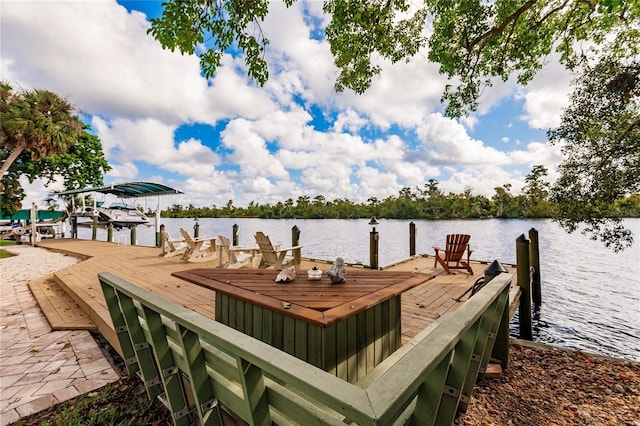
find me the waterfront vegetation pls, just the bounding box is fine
[161,172,640,221]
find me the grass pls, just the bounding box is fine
[0,239,16,258]
[12,376,171,426]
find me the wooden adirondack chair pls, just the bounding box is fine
[217,235,256,268]
[179,227,217,262]
[160,230,188,258]
[254,231,302,270]
[433,234,474,274]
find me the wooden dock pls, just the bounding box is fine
[34,239,516,356]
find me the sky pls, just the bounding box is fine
[2,0,572,211]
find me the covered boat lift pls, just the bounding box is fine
[0,205,67,242]
[56,182,182,245]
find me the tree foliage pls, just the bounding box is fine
[549,57,640,251]
[0,82,111,215]
[424,0,639,116]
[148,0,295,84]
[161,165,640,221]
[0,82,83,179]
[1,125,111,215]
[149,1,638,114]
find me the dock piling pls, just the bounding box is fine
[516,234,533,340]
[232,224,238,246]
[130,225,137,246]
[159,224,166,255]
[369,218,379,270]
[409,222,416,256]
[155,210,161,247]
[91,214,98,240]
[107,223,113,243]
[529,228,542,310]
[193,217,200,238]
[292,225,301,267]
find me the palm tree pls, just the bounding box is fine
[0,83,82,180]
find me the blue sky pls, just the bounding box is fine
[2,1,572,210]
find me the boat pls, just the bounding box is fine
[92,201,150,228]
[56,181,182,230]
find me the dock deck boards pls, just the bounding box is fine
[35,239,515,355]
[28,275,97,331]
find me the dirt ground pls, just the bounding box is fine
[13,339,640,425]
[456,340,640,426]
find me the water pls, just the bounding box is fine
[74,217,640,361]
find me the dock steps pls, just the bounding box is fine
[28,275,97,331]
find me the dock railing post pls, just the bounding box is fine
[529,228,542,310]
[232,224,239,246]
[484,260,510,370]
[409,222,416,256]
[516,234,533,340]
[292,225,301,267]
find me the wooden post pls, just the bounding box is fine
[529,228,542,310]
[292,225,301,267]
[130,225,137,246]
[71,215,77,239]
[484,260,509,369]
[233,224,239,246]
[30,203,37,246]
[159,224,166,255]
[155,210,161,247]
[370,228,379,270]
[409,222,416,257]
[107,223,113,243]
[91,215,98,240]
[516,234,533,340]
[193,218,200,238]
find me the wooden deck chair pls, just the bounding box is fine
[160,230,188,258]
[178,227,217,263]
[217,235,255,269]
[433,234,474,274]
[254,231,302,270]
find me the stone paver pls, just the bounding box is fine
[0,246,122,425]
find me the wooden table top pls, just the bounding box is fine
[173,268,434,327]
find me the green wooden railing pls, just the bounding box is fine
[99,271,511,425]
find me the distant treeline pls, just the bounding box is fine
[160,176,640,220]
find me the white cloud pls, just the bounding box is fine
[517,59,573,129]
[333,109,368,133]
[106,162,139,180]
[220,119,290,179]
[92,116,220,177]
[417,114,511,166]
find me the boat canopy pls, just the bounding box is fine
[0,209,65,221]
[56,182,183,198]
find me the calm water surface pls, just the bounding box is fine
[77,218,640,361]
